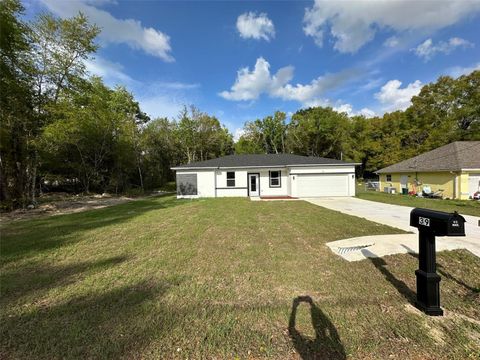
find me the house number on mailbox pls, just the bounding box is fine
[419,217,430,227]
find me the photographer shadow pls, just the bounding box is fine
[288,296,346,360]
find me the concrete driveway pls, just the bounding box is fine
[304,197,480,261]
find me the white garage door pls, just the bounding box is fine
[469,173,480,197]
[296,174,350,197]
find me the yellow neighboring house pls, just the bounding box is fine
[376,141,480,200]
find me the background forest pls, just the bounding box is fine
[1,0,479,209]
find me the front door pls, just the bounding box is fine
[248,174,260,197]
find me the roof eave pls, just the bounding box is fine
[376,168,464,174]
[288,162,360,167]
[172,162,360,171]
[171,166,218,170]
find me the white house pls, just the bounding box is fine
[171,154,358,198]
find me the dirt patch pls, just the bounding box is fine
[404,303,480,347]
[404,304,446,345]
[0,192,173,223]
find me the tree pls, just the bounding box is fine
[407,71,480,152]
[234,135,264,154]
[39,78,145,193]
[344,115,380,177]
[175,105,233,163]
[241,111,287,154]
[109,85,150,192]
[141,118,179,188]
[27,12,100,201]
[30,12,99,104]
[0,0,35,208]
[0,8,100,207]
[286,107,350,159]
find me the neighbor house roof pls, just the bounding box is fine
[172,154,357,170]
[377,141,480,174]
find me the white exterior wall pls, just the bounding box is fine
[176,170,215,198]
[215,169,248,197]
[349,171,356,196]
[257,169,289,197]
[215,168,288,197]
[176,165,356,198]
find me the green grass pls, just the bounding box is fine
[357,186,480,217]
[1,195,479,359]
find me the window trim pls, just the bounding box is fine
[269,170,281,188]
[386,174,392,182]
[226,171,235,187]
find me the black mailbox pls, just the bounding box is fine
[409,208,466,316]
[410,208,466,237]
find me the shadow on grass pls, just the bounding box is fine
[0,195,184,263]
[1,256,128,306]
[401,245,480,294]
[1,277,184,359]
[288,296,346,360]
[362,249,416,305]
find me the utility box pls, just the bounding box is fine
[410,208,466,316]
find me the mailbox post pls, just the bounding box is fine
[410,208,466,316]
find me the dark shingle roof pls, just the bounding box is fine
[172,154,356,169]
[377,141,480,173]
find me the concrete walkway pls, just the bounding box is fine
[303,197,480,261]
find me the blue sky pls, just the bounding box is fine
[26,0,480,138]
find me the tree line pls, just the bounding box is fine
[0,0,233,209]
[1,0,479,210]
[236,71,479,177]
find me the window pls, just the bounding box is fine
[227,172,235,187]
[386,174,392,182]
[177,174,197,195]
[269,170,281,187]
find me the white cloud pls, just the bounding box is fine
[236,12,275,41]
[333,103,354,115]
[40,0,174,61]
[85,56,135,85]
[83,56,197,120]
[137,94,185,120]
[274,70,355,104]
[84,58,200,104]
[413,37,474,61]
[233,128,245,142]
[154,82,200,90]
[219,57,356,107]
[333,104,375,118]
[219,58,292,101]
[375,79,422,112]
[135,81,200,119]
[384,36,399,48]
[351,77,384,96]
[446,62,480,78]
[358,108,376,118]
[303,0,480,53]
[302,98,330,108]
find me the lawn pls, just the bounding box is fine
[357,186,480,217]
[1,195,479,359]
